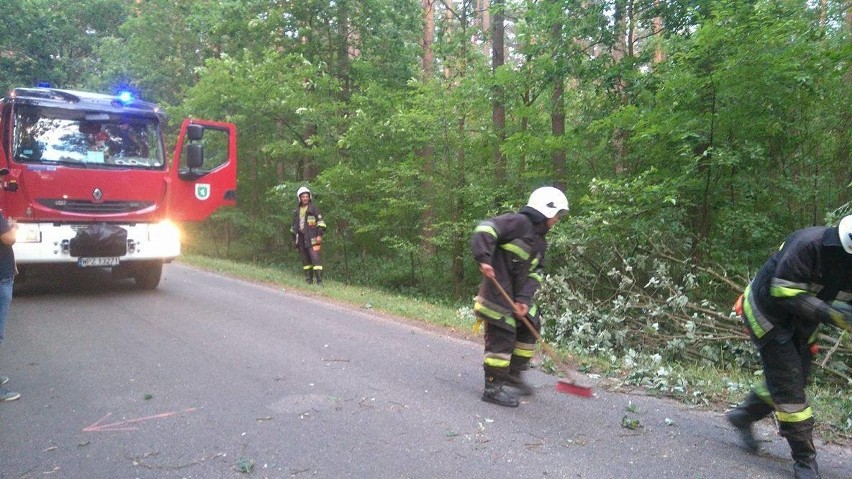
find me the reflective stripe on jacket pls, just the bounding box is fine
[471,212,547,330]
[741,225,852,344]
[291,202,326,246]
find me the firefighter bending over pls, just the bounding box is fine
[290,186,327,285]
[471,186,568,407]
[727,215,852,479]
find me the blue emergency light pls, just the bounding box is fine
[116,90,135,105]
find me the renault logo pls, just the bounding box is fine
[92,188,104,202]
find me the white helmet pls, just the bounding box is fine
[839,215,852,254]
[527,186,569,219]
[296,186,311,200]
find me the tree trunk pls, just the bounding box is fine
[653,0,666,64]
[520,90,529,177]
[689,75,718,261]
[451,115,467,297]
[612,0,626,63]
[478,0,491,58]
[420,0,436,253]
[301,123,318,181]
[611,0,630,174]
[491,0,506,186]
[338,0,351,101]
[550,9,566,188]
[422,0,435,78]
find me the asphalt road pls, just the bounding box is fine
[0,264,849,479]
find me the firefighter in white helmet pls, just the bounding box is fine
[290,187,327,285]
[727,215,852,479]
[471,186,569,407]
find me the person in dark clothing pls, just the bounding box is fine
[727,215,852,479]
[0,213,19,402]
[290,186,327,285]
[108,122,145,158]
[471,186,569,407]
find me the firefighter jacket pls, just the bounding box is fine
[290,202,326,248]
[742,225,852,347]
[471,207,548,331]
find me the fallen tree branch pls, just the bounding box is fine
[820,330,847,368]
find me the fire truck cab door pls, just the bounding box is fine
[168,119,237,222]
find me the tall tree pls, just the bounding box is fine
[422,0,436,78]
[491,0,506,185]
[549,0,567,188]
[419,0,437,252]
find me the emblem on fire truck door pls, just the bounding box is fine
[195,183,211,201]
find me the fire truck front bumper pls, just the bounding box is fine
[12,221,182,265]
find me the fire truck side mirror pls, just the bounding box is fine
[187,124,204,141]
[187,144,204,169]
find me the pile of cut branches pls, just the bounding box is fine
[538,245,851,386]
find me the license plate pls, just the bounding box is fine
[77,257,120,267]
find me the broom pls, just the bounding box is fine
[487,275,593,398]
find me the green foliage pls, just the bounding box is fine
[621,415,641,430]
[234,457,254,474]
[97,0,224,105]
[0,0,128,92]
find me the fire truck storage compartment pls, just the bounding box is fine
[69,224,128,257]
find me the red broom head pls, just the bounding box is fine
[555,379,593,398]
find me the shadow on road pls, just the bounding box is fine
[12,266,142,297]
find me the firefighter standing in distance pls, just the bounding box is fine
[290,186,327,285]
[727,215,852,479]
[471,186,569,407]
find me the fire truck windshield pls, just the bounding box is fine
[12,106,165,169]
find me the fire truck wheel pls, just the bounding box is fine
[133,261,163,290]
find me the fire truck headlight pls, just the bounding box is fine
[16,223,41,243]
[148,221,181,244]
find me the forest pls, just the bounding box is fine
[1,0,850,432]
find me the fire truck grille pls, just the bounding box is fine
[37,199,154,214]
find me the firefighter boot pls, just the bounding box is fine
[304,269,314,284]
[788,438,820,479]
[482,368,519,408]
[314,269,323,286]
[726,391,773,453]
[506,356,534,396]
[781,416,821,479]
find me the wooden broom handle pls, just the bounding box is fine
[488,276,543,341]
[486,275,572,375]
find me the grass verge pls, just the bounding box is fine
[179,255,469,331]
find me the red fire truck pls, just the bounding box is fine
[0,87,237,289]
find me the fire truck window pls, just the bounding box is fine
[13,109,163,169]
[180,127,228,173]
[13,117,43,161]
[104,122,153,162]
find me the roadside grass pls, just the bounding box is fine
[177,254,850,445]
[178,254,469,331]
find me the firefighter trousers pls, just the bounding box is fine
[738,331,814,448]
[483,314,540,376]
[753,329,816,443]
[297,244,322,271]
